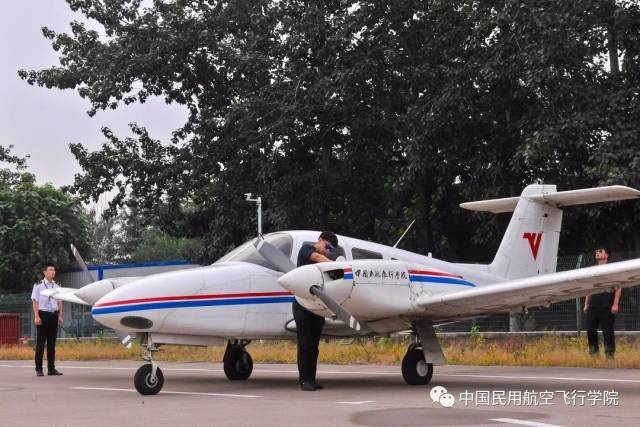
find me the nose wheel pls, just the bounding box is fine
[223,340,253,381]
[402,343,434,385]
[134,343,164,395]
[134,363,164,395]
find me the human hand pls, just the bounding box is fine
[35,316,41,326]
[58,315,64,324]
[611,304,619,314]
[583,305,588,314]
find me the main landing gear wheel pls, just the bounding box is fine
[134,364,164,395]
[223,340,253,381]
[402,346,434,386]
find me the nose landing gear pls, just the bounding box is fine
[223,339,253,381]
[134,342,164,395]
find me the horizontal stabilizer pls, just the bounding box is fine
[460,197,519,213]
[529,185,640,207]
[461,185,640,213]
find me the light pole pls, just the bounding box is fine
[245,193,262,235]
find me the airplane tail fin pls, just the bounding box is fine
[461,185,640,280]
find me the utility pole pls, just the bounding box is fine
[245,193,262,235]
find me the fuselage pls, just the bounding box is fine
[91,231,505,343]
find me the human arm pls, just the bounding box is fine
[58,300,64,323]
[309,252,331,263]
[611,288,622,314]
[583,294,590,313]
[31,285,41,325]
[32,300,41,325]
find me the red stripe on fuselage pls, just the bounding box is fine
[408,269,463,279]
[94,291,293,307]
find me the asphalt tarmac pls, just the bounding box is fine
[0,360,638,427]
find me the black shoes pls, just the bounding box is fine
[36,370,44,377]
[300,380,323,391]
[300,381,316,391]
[48,369,63,376]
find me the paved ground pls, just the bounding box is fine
[0,360,638,427]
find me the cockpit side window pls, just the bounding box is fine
[216,233,294,271]
[352,247,383,260]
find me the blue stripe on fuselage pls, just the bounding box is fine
[409,275,475,287]
[91,296,295,316]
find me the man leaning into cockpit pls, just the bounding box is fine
[292,231,338,391]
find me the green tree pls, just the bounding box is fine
[86,208,122,263]
[0,174,91,292]
[87,204,203,263]
[131,229,203,262]
[0,145,29,187]
[19,1,640,262]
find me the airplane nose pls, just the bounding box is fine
[277,265,323,298]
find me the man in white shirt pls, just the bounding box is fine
[31,262,63,376]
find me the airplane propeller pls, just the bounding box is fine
[308,285,371,333]
[255,236,370,334]
[253,237,296,273]
[70,244,133,349]
[70,244,96,285]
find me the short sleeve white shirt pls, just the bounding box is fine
[31,280,60,312]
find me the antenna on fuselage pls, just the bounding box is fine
[393,219,415,248]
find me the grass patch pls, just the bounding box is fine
[1,336,638,368]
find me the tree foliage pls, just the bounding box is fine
[0,174,90,291]
[87,206,203,263]
[0,144,29,187]
[19,0,640,262]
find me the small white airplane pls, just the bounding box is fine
[44,184,640,395]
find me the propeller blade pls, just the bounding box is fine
[309,285,371,333]
[70,244,133,348]
[70,243,95,285]
[254,237,296,273]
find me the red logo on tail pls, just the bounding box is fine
[523,232,543,260]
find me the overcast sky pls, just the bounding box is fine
[0,1,187,192]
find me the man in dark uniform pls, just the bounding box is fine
[31,262,64,376]
[583,247,621,359]
[293,231,338,391]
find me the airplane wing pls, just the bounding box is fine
[41,277,142,306]
[416,259,640,321]
[41,287,90,306]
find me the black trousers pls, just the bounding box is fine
[292,299,324,383]
[586,307,615,355]
[35,310,59,371]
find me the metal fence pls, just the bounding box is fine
[1,254,639,339]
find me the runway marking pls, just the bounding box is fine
[2,364,640,383]
[490,418,567,427]
[336,401,375,405]
[71,387,261,398]
[437,373,640,384]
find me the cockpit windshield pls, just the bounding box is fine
[215,233,294,272]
